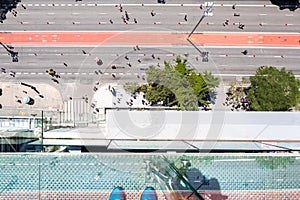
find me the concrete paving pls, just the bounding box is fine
[0,82,63,111]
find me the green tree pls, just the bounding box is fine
[187,72,210,106]
[248,66,300,111]
[126,56,219,110]
[146,60,199,110]
[202,70,220,92]
[144,84,176,105]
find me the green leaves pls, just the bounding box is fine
[248,66,300,111]
[124,56,220,111]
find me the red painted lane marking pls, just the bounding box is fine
[0,32,299,47]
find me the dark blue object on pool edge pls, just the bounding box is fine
[141,187,158,200]
[109,187,125,200]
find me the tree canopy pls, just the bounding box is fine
[248,66,300,111]
[124,56,220,111]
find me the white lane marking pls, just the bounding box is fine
[68,4,72,6]
[41,4,46,6]
[285,14,293,16]
[61,4,66,6]
[72,13,80,15]
[21,4,278,8]
[5,30,300,34]
[104,73,109,75]
[48,13,55,15]
[258,14,267,16]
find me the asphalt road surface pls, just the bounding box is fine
[2,0,299,32]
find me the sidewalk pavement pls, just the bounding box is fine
[92,83,229,112]
[212,83,229,111]
[92,83,149,110]
[0,82,63,111]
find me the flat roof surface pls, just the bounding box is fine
[107,111,300,141]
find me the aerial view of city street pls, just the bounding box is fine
[0,0,300,199]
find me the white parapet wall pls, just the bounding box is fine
[106,110,300,141]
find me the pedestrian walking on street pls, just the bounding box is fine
[184,15,187,21]
[109,19,113,24]
[125,11,130,21]
[51,78,59,84]
[82,50,87,54]
[238,23,245,29]
[224,19,229,25]
[124,55,129,60]
[241,50,248,55]
[150,10,156,17]
[9,71,16,77]
[134,18,137,24]
[232,4,236,9]
[63,62,68,67]
[21,4,26,9]
[136,45,140,50]
[122,17,128,24]
[46,69,56,76]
